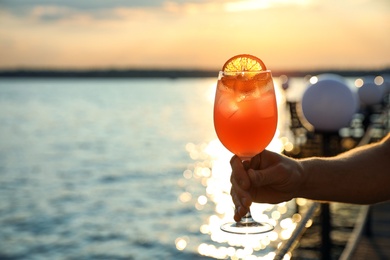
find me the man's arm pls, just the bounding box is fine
[298,133,390,204]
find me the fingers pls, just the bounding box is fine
[234,203,249,222]
[230,150,297,206]
[248,150,287,188]
[230,155,250,190]
[230,155,252,221]
[250,149,278,169]
[231,176,252,208]
[247,168,271,188]
[242,160,251,171]
[230,186,251,221]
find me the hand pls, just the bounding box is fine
[230,150,303,221]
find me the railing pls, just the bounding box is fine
[274,202,320,260]
[339,205,370,260]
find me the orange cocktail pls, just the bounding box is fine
[214,66,277,160]
[213,54,277,234]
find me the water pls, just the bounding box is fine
[0,78,217,260]
[0,77,364,260]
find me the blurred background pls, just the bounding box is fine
[0,1,389,260]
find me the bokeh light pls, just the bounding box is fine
[354,78,364,88]
[374,76,384,86]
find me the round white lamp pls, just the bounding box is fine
[357,77,384,106]
[301,74,358,132]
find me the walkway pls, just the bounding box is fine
[350,202,390,259]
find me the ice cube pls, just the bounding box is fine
[217,95,239,119]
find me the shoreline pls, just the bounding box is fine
[0,68,389,79]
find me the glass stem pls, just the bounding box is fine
[241,210,254,223]
[243,211,252,218]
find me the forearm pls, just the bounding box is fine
[297,134,390,204]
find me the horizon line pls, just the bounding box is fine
[0,67,389,78]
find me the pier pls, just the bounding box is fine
[276,84,390,259]
[347,202,390,259]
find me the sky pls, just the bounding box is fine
[0,0,389,71]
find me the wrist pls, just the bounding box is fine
[295,157,317,199]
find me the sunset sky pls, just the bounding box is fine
[0,0,389,71]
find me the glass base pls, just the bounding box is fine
[221,220,274,235]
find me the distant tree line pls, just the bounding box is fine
[0,68,389,78]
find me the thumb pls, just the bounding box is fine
[247,168,275,188]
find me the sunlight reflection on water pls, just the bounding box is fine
[177,77,311,259]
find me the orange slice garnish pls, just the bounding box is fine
[222,54,266,72]
[221,54,268,92]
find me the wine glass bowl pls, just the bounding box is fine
[214,70,278,160]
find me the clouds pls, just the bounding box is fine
[0,0,389,70]
[0,0,164,21]
[0,0,222,22]
[0,0,165,11]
